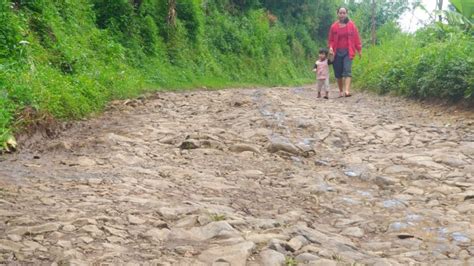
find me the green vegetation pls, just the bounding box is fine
[285,256,297,266]
[354,0,474,103]
[210,213,226,221]
[1,0,345,147]
[1,0,472,150]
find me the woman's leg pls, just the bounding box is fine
[337,78,344,96]
[333,51,344,97]
[342,54,353,96]
[344,77,351,95]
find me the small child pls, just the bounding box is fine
[312,48,332,99]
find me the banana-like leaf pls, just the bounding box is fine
[450,0,474,20]
[435,9,473,27]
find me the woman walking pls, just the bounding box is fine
[328,7,362,97]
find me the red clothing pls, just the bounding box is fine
[328,20,362,59]
[337,25,349,49]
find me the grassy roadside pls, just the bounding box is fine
[0,0,316,151]
[353,24,474,104]
[0,66,313,152]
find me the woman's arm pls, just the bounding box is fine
[353,24,362,54]
[328,24,336,52]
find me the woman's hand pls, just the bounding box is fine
[329,47,334,55]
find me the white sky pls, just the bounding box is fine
[398,0,450,32]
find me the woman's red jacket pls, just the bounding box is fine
[328,20,362,60]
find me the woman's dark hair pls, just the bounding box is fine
[337,7,350,24]
[319,48,329,56]
[337,7,348,14]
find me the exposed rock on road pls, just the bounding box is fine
[0,86,473,264]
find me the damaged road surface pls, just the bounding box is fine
[0,86,473,265]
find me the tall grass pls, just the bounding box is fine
[354,24,474,103]
[0,0,318,148]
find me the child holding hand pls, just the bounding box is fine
[312,48,332,99]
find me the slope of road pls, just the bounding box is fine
[0,86,473,265]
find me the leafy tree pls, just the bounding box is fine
[435,0,473,31]
[345,0,409,43]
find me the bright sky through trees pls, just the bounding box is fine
[398,0,450,32]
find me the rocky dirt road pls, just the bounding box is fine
[0,86,473,265]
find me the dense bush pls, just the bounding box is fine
[2,0,342,147]
[353,25,474,102]
[2,0,469,150]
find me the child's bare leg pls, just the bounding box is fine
[317,81,322,98]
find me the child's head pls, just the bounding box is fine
[319,48,329,60]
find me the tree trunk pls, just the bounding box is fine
[437,0,444,22]
[167,0,177,27]
[371,0,376,46]
[131,0,142,9]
